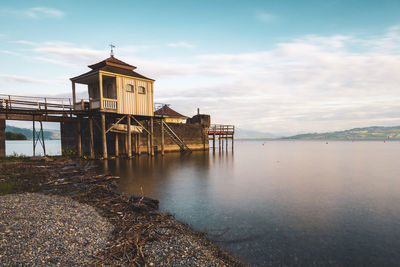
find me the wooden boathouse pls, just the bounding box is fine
[0,55,234,158]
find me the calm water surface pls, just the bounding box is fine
[11,139,400,266]
[6,140,61,156]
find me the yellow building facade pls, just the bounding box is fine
[71,56,154,117]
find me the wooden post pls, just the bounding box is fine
[218,133,221,151]
[77,117,82,157]
[115,133,119,157]
[101,112,107,159]
[161,119,165,156]
[147,121,150,155]
[137,132,141,155]
[231,126,234,151]
[32,118,35,157]
[99,73,103,110]
[213,125,216,152]
[72,82,76,105]
[150,117,154,156]
[222,129,224,151]
[89,117,95,159]
[0,119,5,157]
[127,115,132,157]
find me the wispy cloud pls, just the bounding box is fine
[3,7,64,19]
[25,7,64,18]
[0,74,49,84]
[256,11,276,23]
[167,42,195,49]
[6,26,400,134]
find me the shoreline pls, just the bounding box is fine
[0,157,247,266]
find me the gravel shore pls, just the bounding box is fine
[0,192,113,266]
[0,158,247,266]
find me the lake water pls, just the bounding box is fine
[7,140,400,265]
[6,140,61,156]
[103,140,400,266]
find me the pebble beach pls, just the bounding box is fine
[0,158,246,266]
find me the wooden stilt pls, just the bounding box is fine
[0,119,5,157]
[32,118,35,157]
[137,132,141,155]
[231,133,234,151]
[161,119,165,156]
[213,128,216,152]
[150,117,154,156]
[127,115,132,157]
[115,133,119,157]
[101,112,108,159]
[40,121,46,156]
[147,121,150,155]
[77,117,82,157]
[219,134,221,151]
[89,117,94,159]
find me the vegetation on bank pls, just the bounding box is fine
[5,132,27,140]
[5,126,60,140]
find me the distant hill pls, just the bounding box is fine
[283,126,400,140]
[235,128,278,139]
[5,126,60,140]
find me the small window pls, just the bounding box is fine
[138,86,146,94]
[126,84,134,92]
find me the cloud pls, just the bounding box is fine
[167,42,195,49]
[7,26,400,134]
[256,12,276,23]
[0,74,49,84]
[25,7,64,18]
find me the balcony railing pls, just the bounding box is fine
[103,98,117,110]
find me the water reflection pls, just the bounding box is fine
[103,141,400,266]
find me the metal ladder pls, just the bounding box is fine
[161,120,191,152]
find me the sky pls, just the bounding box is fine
[1,0,400,135]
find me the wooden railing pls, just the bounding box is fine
[103,98,117,110]
[208,124,235,135]
[0,94,72,112]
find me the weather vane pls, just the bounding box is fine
[110,44,115,57]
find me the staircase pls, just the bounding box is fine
[161,120,191,152]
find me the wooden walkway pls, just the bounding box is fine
[0,94,83,122]
[208,124,235,151]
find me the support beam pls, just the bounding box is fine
[137,133,141,155]
[77,117,82,157]
[89,117,94,159]
[0,119,5,157]
[147,121,150,155]
[127,115,132,157]
[150,117,154,156]
[101,112,107,159]
[72,82,76,105]
[213,132,216,153]
[32,118,35,157]
[161,118,165,156]
[115,133,119,157]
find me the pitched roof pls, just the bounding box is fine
[70,56,154,82]
[154,105,187,118]
[88,56,136,70]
